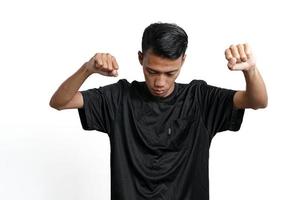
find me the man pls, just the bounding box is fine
[50,22,267,200]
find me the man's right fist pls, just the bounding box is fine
[85,53,119,77]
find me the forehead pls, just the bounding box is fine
[144,52,183,72]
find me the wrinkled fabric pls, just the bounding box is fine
[78,79,245,200]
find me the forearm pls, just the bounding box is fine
[243,66,268,109]
[49,63,92,109]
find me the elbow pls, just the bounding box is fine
[252,104,267,110]
[251,99,268,110]
[261,100,268,109]
[49,99,63,111]
[260,95,269,109]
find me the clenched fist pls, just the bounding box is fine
[85,53,119,76]
[225,43,256,71]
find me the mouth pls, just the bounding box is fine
[152,89,165,96]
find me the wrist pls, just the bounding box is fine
[243,65,257,76]
[81,62,94,77]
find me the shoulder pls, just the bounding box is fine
[189,79,208,86]
[179,79,208,92]
[182,79,236,101]
[188,79,233,93]
[99,78,131,93]
[103,78,130,88]
[81,79,131,99]
[173,79,209,102]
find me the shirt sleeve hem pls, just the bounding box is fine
[228,102,245,131]
[77,91,92,130]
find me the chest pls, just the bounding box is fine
[123,99,201,153]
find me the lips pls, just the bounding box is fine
[153,89,165,95]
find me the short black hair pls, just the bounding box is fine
[142,22,188,59]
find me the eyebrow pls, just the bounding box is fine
[146,66,178,73]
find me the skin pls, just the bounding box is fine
[225,43,268,109]
[49,43,268,110]
[138,49,186,98]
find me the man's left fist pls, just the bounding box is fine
[225,43,256,71]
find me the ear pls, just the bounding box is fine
[138,51,143,65]
[181,54,187,65]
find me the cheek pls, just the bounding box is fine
[168,79,174,87]
[168,76,176,83]
[144,75,154,86]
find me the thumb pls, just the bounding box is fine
[227,58,236,70]
[109,70,118,77]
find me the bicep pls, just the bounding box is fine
[59,91,84,110]
[233,90,250,109]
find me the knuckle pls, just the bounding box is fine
[241,56,247,60]
[96,59,103,65]
[102,55,107,61]
[225,49,231,56]
[96,63,103,69]
[226,56,233,60]
[101,64,107,69]
[235,56,241,62]
[94,53,99,60]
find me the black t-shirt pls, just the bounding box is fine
[78,79,245,200]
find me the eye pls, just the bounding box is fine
[147,70,157,75]
[166,72,176,77]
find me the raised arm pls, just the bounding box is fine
[49,53,119,110]
[225,43,268,110]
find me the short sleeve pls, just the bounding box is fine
[77,79,127,135]
[198,80,245,138]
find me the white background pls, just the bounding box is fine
[1,0,299,199]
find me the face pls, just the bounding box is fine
[138,50,186,97]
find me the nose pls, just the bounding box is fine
[154,74,166,88]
